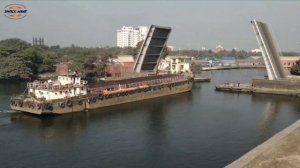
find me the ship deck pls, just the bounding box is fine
[89,74,180,88]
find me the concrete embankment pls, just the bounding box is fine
[215,83,253,92]
[226,119,300,168]
[194,76,211,83]
[202,66,239,71]
[216,79,300,96]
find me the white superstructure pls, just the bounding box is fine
[27,75,88,100]
[159,56,193,74]
[117,26,149,48]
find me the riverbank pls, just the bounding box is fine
[226,119,300,168]
[216,78,300,97]
[202,66,265,71]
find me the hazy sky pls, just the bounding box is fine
[1,0,300,51]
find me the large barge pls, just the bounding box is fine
[10,74,193,115]
[10,25,195,115]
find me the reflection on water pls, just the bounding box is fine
[251,94,300,141]
[10,92,193,145]
[259,100,280,140]
[11,113,89,144]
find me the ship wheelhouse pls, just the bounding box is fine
[27,75,88,101]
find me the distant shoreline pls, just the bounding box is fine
[202,66,266,71]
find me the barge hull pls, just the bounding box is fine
[87,82,192,110]
[11,82,192,115]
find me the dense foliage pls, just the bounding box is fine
[0,39,57,80]
[0,38,140,81]
[1,38,299,81]
[190,61,202,74]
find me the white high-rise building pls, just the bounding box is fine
[117,26,149,48]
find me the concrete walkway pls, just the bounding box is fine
[226,119,300,168]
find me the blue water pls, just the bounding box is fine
[0,69,299,168]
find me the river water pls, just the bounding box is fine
[0,69,299,168]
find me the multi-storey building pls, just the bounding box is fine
[117,26,149,48]
[158,56,193,74]
[214,44,224,53]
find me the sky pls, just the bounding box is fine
[1,0,300,51]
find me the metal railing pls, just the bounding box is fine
[90,76,187,94]
[27,80,87,90]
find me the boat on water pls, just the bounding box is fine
[10,74,193,115]
[10,25,195,115]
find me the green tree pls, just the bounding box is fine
[190,61,202,74]
[0,38,57,80]
[0,38,31,53]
